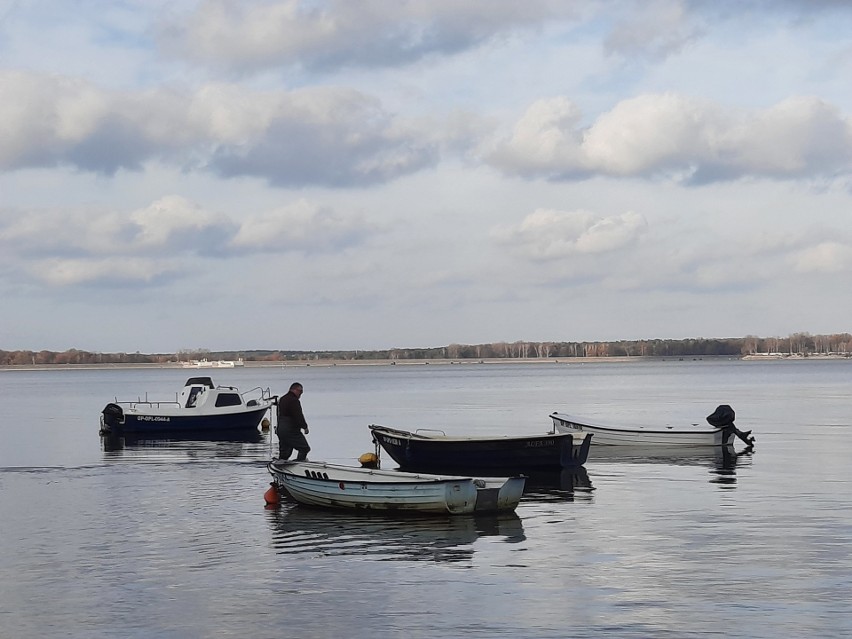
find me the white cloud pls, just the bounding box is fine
[6,70,852,191]
[0,196,234,258]
[0,207,122,257]
[206,86,441,186]
[231,199,371,252]
[0,72,441,186]
[790,241,852,273]
[27,257,182,287]
[158,0,581,73]
[0,195,375,288]
[491,208,647,261]
[729,97,852,177]
[582,93,720,176]
[0,72,105,168]
[487,98,587,176]
[489,93,852,183]
[128,196,236,253]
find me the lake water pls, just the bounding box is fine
[1,359,851,638]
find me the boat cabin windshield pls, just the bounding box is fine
[185,386,204,408]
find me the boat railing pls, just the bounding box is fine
[241,386,275,402]
[119,400,182,409]
[108,390,183,408]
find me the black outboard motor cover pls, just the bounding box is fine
[706,404,735,427]
[101,402,125,428]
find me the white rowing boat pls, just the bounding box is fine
[550,405,754,447]
[267,459,525,515]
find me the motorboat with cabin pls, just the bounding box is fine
[100,376,275,435]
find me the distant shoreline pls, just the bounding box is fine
[0,356,699,371]
[2,353,849,372]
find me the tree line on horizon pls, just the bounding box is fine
[2,332,850,366]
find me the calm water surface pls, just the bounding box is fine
[1,360,851,638]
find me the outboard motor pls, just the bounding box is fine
[100,402,125,434]
[706,404,735,427]
[706,404,754,447]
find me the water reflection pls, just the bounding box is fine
[267,504,525,563]
[100,430,271,461]
[588,444,753,487]
[709,446,753,487]
[522,466,595,502]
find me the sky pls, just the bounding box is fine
[1,0,852,353]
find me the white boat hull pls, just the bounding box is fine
[268,460,524,514]
[550,412,735,446]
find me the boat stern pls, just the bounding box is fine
[560,432,592,467]
[99,402,125,434]
[473,476,526,513]
[443,480,478,515]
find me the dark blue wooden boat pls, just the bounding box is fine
[369,424,591,473]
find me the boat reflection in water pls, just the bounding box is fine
[521,466,595,502]
[708,445,753,487]
[267,504,525,563]
[587,444,753,488]
[100,429,268,459]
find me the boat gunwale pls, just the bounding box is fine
[550,412,724,436]
[368,423,580,443]
[268,460,485,485]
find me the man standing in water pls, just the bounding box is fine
[276,382,310,461]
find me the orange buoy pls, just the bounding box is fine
[264,483,280,505]
[260,418,271,431]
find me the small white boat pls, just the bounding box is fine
[100,376,274,436]
[267,459,525,515]
[550,405,753,447]
[181,358,244,368]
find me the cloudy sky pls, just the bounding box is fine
[2,1,852,353]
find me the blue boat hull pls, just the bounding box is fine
[101,429,264,448]
[101,405,269,435]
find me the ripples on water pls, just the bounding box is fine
[268,506,526,562]
[2,361,852,638]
